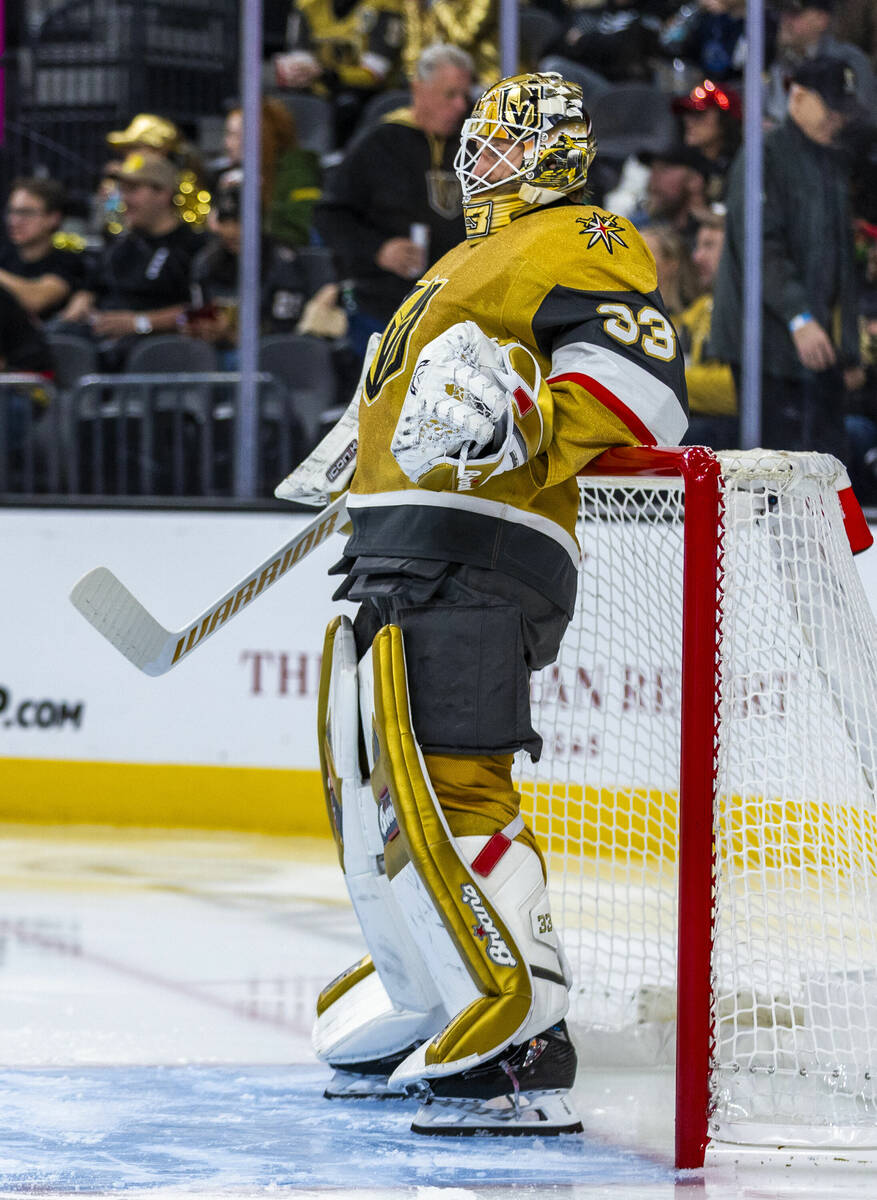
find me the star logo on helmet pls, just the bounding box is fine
[576,212,628,254]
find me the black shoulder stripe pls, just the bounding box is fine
[533,284,686,395]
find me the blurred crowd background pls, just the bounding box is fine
[1,0,876,502]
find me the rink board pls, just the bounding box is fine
[1,506,876,832]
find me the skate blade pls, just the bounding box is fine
[411,1092,583,1137]
[323,1069,415,1100]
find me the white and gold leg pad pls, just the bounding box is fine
[312,616,446,1071]
[367,624,571,1092]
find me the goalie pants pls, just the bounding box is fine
[334,555,570,847]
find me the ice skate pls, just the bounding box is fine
[410,1021,583,1136]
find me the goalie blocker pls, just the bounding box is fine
[313,618,581,1135]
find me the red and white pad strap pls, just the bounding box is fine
[470,814,526,878]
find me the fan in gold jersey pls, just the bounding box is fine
[286,72,689,1137]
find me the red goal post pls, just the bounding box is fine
[516,446,876,1169]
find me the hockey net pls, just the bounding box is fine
[515,446,877,1167]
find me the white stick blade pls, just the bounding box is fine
[70,568,174,676]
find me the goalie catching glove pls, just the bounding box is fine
[390,321,553,492]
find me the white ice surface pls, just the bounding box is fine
[1,825,876,1199]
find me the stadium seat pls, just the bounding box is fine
[65,337,220,495]
[45,332,98,392]
[588,84,676,160]
[120,335,219,430]
[123,335,218,374]
[259,333,338,452]
[276,92,336,157]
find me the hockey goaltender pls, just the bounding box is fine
[279,70,690,1136]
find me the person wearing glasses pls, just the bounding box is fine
[0,178,86,319]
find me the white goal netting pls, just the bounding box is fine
[516,450,877,1149]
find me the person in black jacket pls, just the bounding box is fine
[711,56,867,458]
[314,43,472,358]
[186,182,316,366]
[58,153,206,369]
[0,178,86,319]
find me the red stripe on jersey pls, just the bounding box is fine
[471,832,512,877]
[513,386,534,417]
[548,371,658,446]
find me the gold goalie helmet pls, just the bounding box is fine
[454,72,596,236]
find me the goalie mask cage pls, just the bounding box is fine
[515,446,877,1169]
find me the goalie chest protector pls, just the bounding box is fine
[346,202,686,614]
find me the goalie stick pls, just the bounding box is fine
[68,338,376,677]
[70,492,348,676]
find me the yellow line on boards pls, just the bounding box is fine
[0,759,331,835]
[4,761,873,876]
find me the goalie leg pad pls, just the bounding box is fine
[367,623,570,1088]
[313,617,445,1070]
[316,959,423,1098]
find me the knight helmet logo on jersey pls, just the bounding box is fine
[363,277,447,406]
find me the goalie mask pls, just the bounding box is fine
[454,72,596,240]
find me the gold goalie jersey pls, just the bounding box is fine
[346,201,689,615]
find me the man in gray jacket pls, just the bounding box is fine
[711,56,866,457]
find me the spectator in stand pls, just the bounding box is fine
[58,152,206,369]
[636,144,713,247]
[0,178,86,319]
[712,57,865,460]
[641,223,700,318]
[677,211,738,448]
[671,78,742,203]
[659,0,756,82]
[273,0,406,145]
[216,99,321,250]
[105,113,211,229]
[186,182,337,366]
[402,0,497,86]
[765,0,877,125]
[548,0,670,84]
[315,42,471,358]
[844,220,877,503]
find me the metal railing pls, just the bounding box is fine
[0,375,61,494]
[0,372,307,502]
